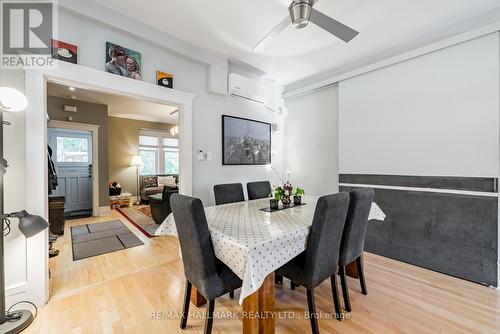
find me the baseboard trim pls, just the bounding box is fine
[98,206,112,216]
[6,282,28,297]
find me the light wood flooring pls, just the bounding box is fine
[23,211,500,333]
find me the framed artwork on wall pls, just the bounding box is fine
[105,42,142,80]
[51,39,78,64]
[222,115,271,165]
[157,71,174,88]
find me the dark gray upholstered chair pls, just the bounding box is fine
[148,186,178,224]
[170,194,242,334]
[337,188,374,313]
[276,193,350,334]
[213,183,245,205]
[247,181,272,200]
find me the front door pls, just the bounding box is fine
[48,128,93,213]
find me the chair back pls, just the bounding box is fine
[247,181,272,200]
[339,188,374,265]
[170,194,218,295]
[213,183,245,205]
[303,192,350,286]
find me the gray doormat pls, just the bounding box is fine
[70,220,144,260]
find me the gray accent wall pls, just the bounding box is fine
[341,176,498,287]
[335,33,499,287]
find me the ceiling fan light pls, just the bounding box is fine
[288,1,313,29]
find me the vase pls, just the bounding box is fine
[293,196,302,206]
[270,199,279,210]
[282,195,291,207]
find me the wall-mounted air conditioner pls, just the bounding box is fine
[228,73,269,104]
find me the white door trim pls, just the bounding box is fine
[23,60,196,305]
[48,121,100,217]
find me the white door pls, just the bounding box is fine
[48,128,93,213]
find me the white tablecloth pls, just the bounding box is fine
[156,196,385,304]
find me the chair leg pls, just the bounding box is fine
[330,275,342,321]
[203,300,215,334]
[291,281,296,290]
[357,255,368,295]
[306,288,320,334]
[180,280,192,329]
[229,291,235,299]
[275,274,283,284]
[339,266,352,312]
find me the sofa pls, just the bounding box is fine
[139,174,178,203]
[149,186,179,224]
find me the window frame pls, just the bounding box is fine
[138,130,179,175]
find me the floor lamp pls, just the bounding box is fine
[131,155,143,205]
[0,87,50,333]
[0,209,49,333]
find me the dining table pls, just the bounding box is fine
[157,195,386,334]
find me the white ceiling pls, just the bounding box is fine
[91,0,500,85]
[47,82,179,124]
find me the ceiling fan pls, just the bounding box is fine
[252,0,359,52]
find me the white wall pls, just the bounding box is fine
[339,33,499,177]
[1,70,29,307]
[338,32,500,286]
[55,11,284,205]
[285,85,339,195]
[3,9,284,306]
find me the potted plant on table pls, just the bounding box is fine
[293,187,305,205]
[270,186,284,210]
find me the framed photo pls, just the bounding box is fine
[222,115,271,165]
[51,39,78,64]
[105,42,142,81]
[157,71,174,88]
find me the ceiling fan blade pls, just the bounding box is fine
[252,15,291,52]
[310,9,358,42]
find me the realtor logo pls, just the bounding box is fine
[1,0,57,68]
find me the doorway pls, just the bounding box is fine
[48,128,93,218]
[23,64,195,306]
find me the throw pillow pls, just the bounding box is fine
[143,176,158,188]
[158,176,177,187]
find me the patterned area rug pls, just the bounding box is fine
[138,206,152,217]
[116,206,159,238]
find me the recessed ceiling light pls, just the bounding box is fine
[69,87,75,91]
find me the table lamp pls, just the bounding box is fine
[131,155,144,205]
[0,211,49,333]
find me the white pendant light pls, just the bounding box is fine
[0,87,28,112]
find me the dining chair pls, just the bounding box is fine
[276,192,350,334]
[247,181,272,200]
[171,194,243,334]
[337,188,374,313]
[213,183,245,205]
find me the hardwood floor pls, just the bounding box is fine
[25,212,500,333]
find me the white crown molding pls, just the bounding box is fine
[284,12,500,99]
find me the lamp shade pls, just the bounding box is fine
[131,155,144,167]
[0,87,28,112]
[16,210,49,238]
